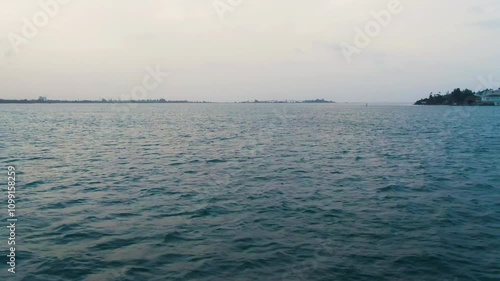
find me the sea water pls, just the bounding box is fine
[0,104,498,281]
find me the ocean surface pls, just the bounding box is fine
[1,103,499,281]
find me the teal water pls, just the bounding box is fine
[1,104,499,281]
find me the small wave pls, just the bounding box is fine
[90,237,141,251]
[59,230,109,243]
[25,180,45,188]
[190,206,229,218]
[163,231,186,243]
[206,159,227,164]
[377,184,408,193]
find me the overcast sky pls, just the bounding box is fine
[1,0,499,102]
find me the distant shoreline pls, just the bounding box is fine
[0,99,209,104]
[0,98,336,104]
[240,99,335,104]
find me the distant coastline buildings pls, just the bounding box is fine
[241,99,335,104]
[476,89,500,106]
[0,98,337,104]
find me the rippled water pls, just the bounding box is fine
[1,104,499,281]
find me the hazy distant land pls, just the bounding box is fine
[0,97,336,104]
[0,98,208,104]
[240,99,335,104]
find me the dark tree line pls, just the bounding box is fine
[415,88,483,105]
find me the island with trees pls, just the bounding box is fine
[415,88,494,106]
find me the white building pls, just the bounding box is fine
[478,89,500,105]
